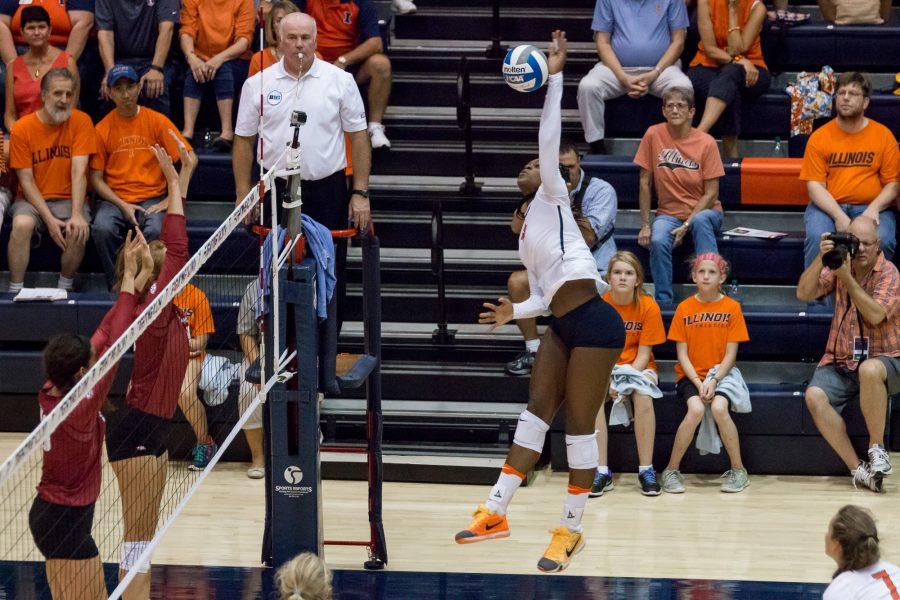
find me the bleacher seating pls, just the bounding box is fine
[2,0,899,482]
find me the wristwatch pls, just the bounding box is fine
[350,189,369,198]
[337,56,348,67]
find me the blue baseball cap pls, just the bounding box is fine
[107,64,139,87]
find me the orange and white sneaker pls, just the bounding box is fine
[536,526,585,572]
[454,504,509,544]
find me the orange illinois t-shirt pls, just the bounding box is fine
[667,295,749,381]
[633,123,725,222]
[603,292,667,372]
[9,109,97,200]
[799,119,899,205]
[90,108,193,204]
[174,284,215,360]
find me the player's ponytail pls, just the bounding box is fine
[829,505,881,578]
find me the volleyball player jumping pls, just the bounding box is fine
[104,138,193,599]
[455,31,625,573]
[30,231,145,600]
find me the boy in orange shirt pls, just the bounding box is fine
[91,65,197,289]
[801,72,899,268]
[179,0,254,150]
[662,253,751,494]
[596,251,667,497]
[173,282,218,471]
[6,68,95,292]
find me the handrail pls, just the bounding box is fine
[485,0,503,58]
[456,56,481,196]
[431,199,455,345]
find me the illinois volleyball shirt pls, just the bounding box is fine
[800,119,899,205]
[603,292,667,372]
[668,295,749,381]
[9,109,97,200]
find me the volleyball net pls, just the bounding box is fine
[0,163,280,599]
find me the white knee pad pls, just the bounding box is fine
[512,410,550,453]
[566,433,599,470]
[121,541,152,574]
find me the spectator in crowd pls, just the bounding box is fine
[634,86,725,309]
[276,552,332,600]
[817,0,892,24]
[96,0,179,115]
[688,0,770,158]
[662,253,751,494]
[577,0,692,154]
[6,68,95,293]
[797,217,899,494]
[173,282,218,472]
[179,0,254,150]
[4,6,79,132]
[800,72,898,269]
[248,0,299,77]
[824,505,900,599]
[299,0,393,149]
[594,251,667,498]
[90,66,196,289]
[0,0,93,65]
[234,12,371,331]
[237,279,264,478]
[505,140,618,376]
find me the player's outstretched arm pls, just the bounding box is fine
[538,30,568,200]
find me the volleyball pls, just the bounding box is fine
[502,45,549,93]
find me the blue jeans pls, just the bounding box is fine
[650,209,723,306]
[803,203,896,268]
[91,197,166,289]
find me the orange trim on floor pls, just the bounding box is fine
[740,158,808,206]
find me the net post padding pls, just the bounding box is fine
[0,156,284,492]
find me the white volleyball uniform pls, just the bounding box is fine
[824,560,900,600]
[513,72,623,349]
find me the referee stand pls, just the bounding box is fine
[259,223,387,571]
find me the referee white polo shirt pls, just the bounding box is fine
[235,57,368,180]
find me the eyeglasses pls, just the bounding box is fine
[664,102,690,111]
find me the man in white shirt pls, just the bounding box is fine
[233,12,371,330]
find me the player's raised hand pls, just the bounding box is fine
[548,30,567,75]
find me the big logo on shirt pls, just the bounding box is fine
[624,321,644,332]
[656,148,699,171]
[32,145,71,165]
[826,151,875,169]
[683,312,732,327]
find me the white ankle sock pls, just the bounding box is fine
[561,485,590,532]
[57,275,73,291]
[596,465,610,476]
[525,338,540,354]
[485,465,524,515]
[8,281,23,293]
[639,465,653,474]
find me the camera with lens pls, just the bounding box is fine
[822,232,860,270]
[290,110,307,128]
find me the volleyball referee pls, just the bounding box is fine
[233,12,371,331]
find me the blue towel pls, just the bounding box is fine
[301,214,337,320]
[608,365,663,427]
[258,226,287,320]
[696,366,752,456]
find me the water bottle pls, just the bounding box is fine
[773,136,784,157]
[729,279,743,305]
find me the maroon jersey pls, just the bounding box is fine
[125,213,190,419]
[37,292,137,506]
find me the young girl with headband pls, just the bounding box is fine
[661,252,751,494]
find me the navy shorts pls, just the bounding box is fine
[549,295,625,349]
[183,59,235,100]
[105,405,171,462]
[29,497,98,560]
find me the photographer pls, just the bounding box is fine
[797,216,899,494]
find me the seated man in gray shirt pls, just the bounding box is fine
[505,140,618,376]
[96,0,179,115]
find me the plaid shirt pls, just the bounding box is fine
[819,253,900,370]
